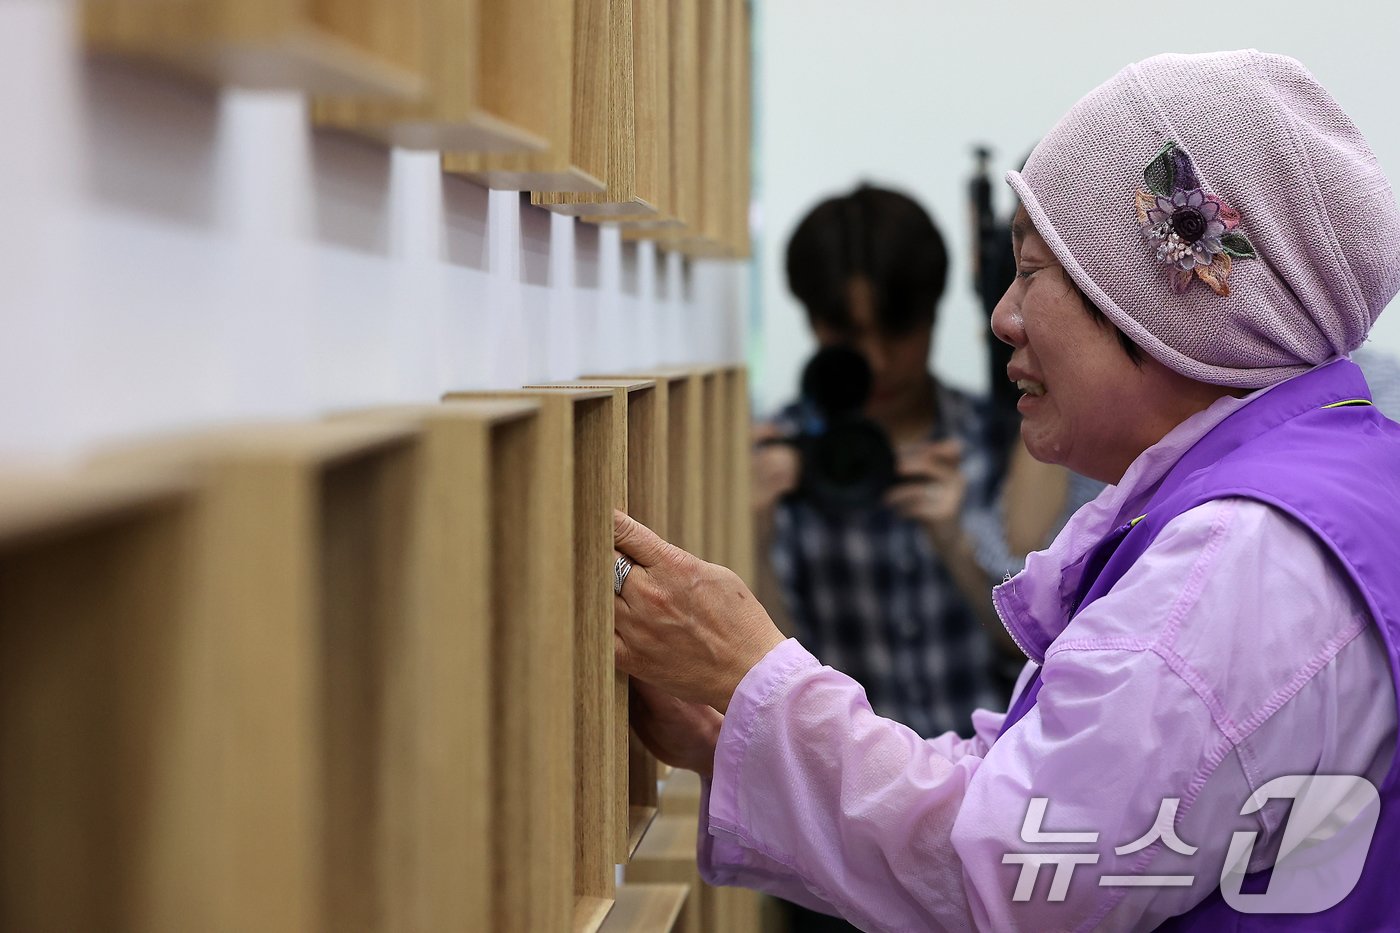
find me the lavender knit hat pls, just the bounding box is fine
[1008,50,1400,388]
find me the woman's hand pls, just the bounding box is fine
[630,680,722,778]
[613,510,786,713]
[884,438,967,545]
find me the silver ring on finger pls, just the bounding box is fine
[614,555,634,595]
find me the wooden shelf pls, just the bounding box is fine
[628,816,703,933]
[600,883,691,933]
[624,0,751,256]
[534,0,664,218]
[659,767,703,817]
[446,388,620,912]
[0,465,196,933]
[628,805,661,858]
[576,894,616,933]
[0,466,189,550]
[727,0,752,257]
[336,401,548,930]
[83,0,427,96]
[314,0,572,153]
[445,0,608,192]
[586,369,704,556]
[541,378,670,856]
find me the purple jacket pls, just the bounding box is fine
[698,359,1399,931]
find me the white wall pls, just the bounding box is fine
[752,0,1400,415]
[0,1,749,465]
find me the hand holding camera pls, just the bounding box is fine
[885,438,967,545]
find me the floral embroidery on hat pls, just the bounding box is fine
[1137,142,1256,297]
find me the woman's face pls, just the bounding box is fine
[990,206,1233,484]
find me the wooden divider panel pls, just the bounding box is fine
[444,0,608,192]
[536,0,665,219]
[586,370,701,559]
[313,0,572,153]
[446,388,612,930]
[335,401,554,931]
[599,883,691,933]
[84,0,426,97]
[590,0,679,229]
[0,469,200,933]
[626,816,705,933]
[694,0,729,253]
[538,379,670,861]
[698,368,727,564]
[728,0,752,257]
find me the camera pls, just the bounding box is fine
[765,345,899,512]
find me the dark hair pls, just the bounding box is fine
[785,185,948,336]
[1068,277,1144,366]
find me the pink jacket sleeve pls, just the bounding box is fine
[696,499,1386,932]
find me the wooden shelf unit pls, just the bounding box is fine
[534,0,665,219]
[588,369,704,557]
[444,388,619,923]
[332,400,566,931]
[0,467,198,933]
[443,0,608,192]
[83,0,427,97]
[313,0,573,153]
[535,378,671,860]
[600,883,692,932]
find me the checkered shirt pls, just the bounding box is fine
[767,384,1010,738]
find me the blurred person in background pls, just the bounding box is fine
[752,184,1018,931]
[752,184,1020,746]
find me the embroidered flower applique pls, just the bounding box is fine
[1136,142,1256,297]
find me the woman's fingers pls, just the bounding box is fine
[613,509,671,567]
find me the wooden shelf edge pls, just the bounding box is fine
[0,466,191,550]
[574,894,616,933]
[313,108,550,154]
[598,884,690,933]
[627,805,660,860]
[88,30,425,98]
[525,380,657,393]
[443,163,606,195]
[535,196,658,220]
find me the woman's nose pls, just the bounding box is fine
[990,289,1026,349]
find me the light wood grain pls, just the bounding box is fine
[658,767,703,817]
[699,369,726,564]
[84,0,427,96]
[528,381,656,862]
[0,470,205,933]
[599,883,691,932]
[669,0,700,239]
[627,816,705,933]
[338,401,540,931]
[584,370,702,557]
[535,0,664,218]
[443,0,608,192]
[729,0,752,257]
[696,0,729,249]
[313,0,571,152]
[448,388,613,920]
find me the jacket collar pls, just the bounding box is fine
[990,358,1353,663]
